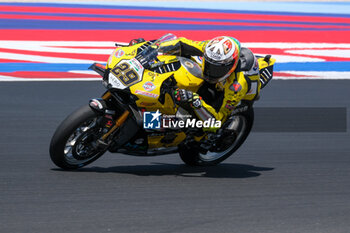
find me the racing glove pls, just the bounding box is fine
[174,88,202,109]
[129,38,146,46]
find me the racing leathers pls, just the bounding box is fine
[160,37,261,125]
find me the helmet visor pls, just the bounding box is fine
[203,58,235,83]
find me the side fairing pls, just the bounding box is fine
[129,70,177,114]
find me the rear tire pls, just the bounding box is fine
[50,105,105,170]
[178,106,254,166]
[178,145,200,166]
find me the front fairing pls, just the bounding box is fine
[106,43,148,90]
[104,41,206,115]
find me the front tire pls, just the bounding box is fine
[179,106,254,166]
[50,105,105,170]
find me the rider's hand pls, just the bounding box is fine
[174,88,202,109]
[129,38,145,46]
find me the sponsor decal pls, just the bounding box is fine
[225,100,236,110]
[115,49,125,58]
[143,81,156,91]
[148,72,157,81]
[109,73,123,88]
[229,81,242,92]
[126,50,136,56]
[231,105,248,114]
[105,120,113,128]
[130,58,143,71]
[135,90,159,98]
[143,110,161,129]
[184,61,194,69]
[128,61,137,71]
[223,40,233,55]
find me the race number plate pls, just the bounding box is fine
[108,58,144,89]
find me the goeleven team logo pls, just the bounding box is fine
[143,110,221,129]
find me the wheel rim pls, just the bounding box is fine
[63,118,102,165]
[199,115,247,162]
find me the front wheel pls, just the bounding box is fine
[50,105,106,170]
[178,107,254,166]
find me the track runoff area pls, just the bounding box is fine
[0,1,349,81]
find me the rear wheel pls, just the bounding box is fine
[50,105,106,170]
[179,107,254,166]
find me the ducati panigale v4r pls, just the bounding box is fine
[49,34,276,169]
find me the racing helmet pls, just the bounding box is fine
[203,36,241,83]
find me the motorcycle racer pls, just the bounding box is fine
[159,36,261,127]
[50,33,275,169]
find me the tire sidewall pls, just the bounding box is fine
[49,105,104,170]
[179,105,254,166]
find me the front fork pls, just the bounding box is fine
[89,91,130,149]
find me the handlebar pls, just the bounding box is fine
[135,33,177,69]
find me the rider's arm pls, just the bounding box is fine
[159,37,206,57]
[194,74,249,123]
[240,47,261,101]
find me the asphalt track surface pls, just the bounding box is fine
[1,80,350,233]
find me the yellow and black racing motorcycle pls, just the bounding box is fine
[50,34,275,169]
